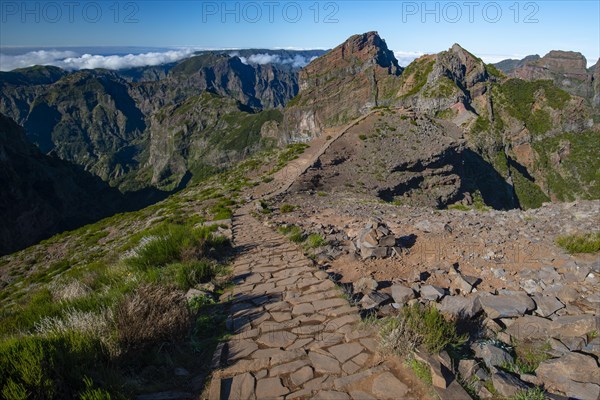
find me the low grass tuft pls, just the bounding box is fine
[556,232,600,254]
[379,303,466,356]
[408,358,432,385]
[115,285,191,352]
[124,224,228,271]
[510,387,547,400]
[279,204,296,213]
[512,340,551,374]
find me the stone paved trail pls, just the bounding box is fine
[207,208,418,400]
[205,110,426,399]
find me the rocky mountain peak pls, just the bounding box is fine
[302,31,401,79]
[281,32,403,139]
[510,50,593,98]
[339,31,401,73]
[543,50,588,71]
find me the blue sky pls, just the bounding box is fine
[1,1,599,68]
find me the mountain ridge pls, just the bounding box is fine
[1,32,598,252]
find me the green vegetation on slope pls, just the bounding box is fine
[217,108,282,152]
[485,63,504,79]
[400,57,435,98]
[0,144,308,399]
[532,130,600,201]
[556,232,600,254]
[497,79,570,134]
[511,166,550,210]
[424,76,459,98]
[0,222,230,399]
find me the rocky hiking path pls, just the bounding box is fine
[205,110,439,400]
[206,208,427,400]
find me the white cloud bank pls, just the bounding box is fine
[0,48,321,72]
[230,52,318,68]
[0,48,198,72]
[394,51,425,67]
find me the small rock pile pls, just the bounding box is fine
[355,221,401,259]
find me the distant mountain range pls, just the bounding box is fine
[0,35,598,254]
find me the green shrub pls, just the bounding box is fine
[498,79,570,134]
[511,168,549,210]
[510,387,547,400]
[556,232,600,254]
[471,116,490,134]
[532,131,600,201]
[448,203,471,211]
[305,234,327,249]
[124,224,228,271]
[0,332,108,399]
[79,378,112,400]
[379,304,466,356]
[527,109,552,134]
[209,198,235,220]
[278,225,305,243]
[359,134,367,141]
[511,340,551,374]
[288,229,305,243]
[279,204,296,213]
[486,63,504,78]
[170,261,216,290]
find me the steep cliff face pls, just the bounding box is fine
[0,53,305,190]
[0,114,127,255]
[593,59,600,107]
[0,69,147,183]
[144,53,300,110]
[281,32,402,139]
[141,93,282,191]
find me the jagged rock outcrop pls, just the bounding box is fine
[281,31,402,140]
[0,114,127,255]
[137,53,300,112]
[398,44,490,114]
[506,51,595,99]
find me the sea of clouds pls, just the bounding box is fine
[2,48,562,73]
[0,48,199,71]
[0,48,323,72]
